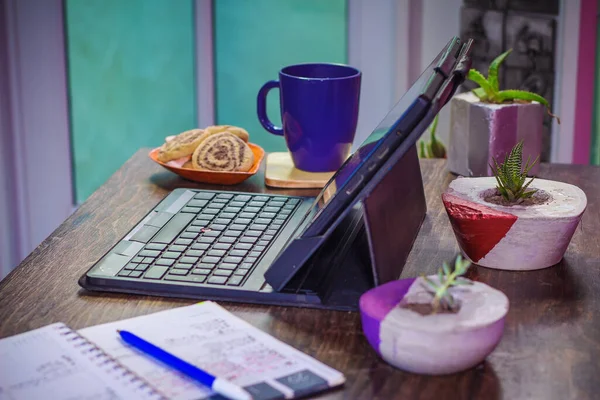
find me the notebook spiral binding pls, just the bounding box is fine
[53,323,166,400]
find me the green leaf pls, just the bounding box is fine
[422,276,438,291]
[429,115,439,137]
[467,69,497,100]
[496,90,549,107]
[488,49,512,91]
[454,277,473,286]
[472,87,488,101]
[442,262,451,276]
[419,141,426,158]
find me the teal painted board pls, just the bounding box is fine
[214,0,348,153]
[66,0,196,203]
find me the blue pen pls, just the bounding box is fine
[118,330,252,400]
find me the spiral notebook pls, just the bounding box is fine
[0,301,345,400]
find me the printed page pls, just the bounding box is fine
[79,302,345,400]
[0,323,161,400]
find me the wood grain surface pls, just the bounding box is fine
[0,149,599,400]
[264,152,335,188]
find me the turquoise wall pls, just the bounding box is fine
[66,0,196,203]
[214,0,348,153]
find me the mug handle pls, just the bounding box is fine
[257,80,284,136]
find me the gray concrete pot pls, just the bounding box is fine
[447,92,543,177]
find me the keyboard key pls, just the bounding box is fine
[143,266,169,279]
[151,213,195,244]
[255,218,271,225]
[249,251,262,258]
[249,224,267,231]
[203,208,219,215]
[224,256,243,264]
[263,235,274,241]
[138,250,160,258]
[280,210,292,216]
[185,249,204,257]
[187,226,203,233]
[229,224,246,231]
[191,220,209,227]
[218,237,236,243]
[265,229,278,236]
[268,201,285,207]
[155,258,175,267]
[234,269,248,276]
[180,232,198,239]
[135,264,149,271]
[245,230,261,237]
[213,243,232,250]
[219,212,237,219]
[248,201,266,207]
[208,224,227,231]
[264,207,280,213]
[287,198,300,204]
[223,230,241,237]
[198,237,216,244]
[194,261,215,269]
[173,263,193,270]
[283,204,296,210]
[235,243,252,250]
[234,194,252,202]
[254,245,266,252]
[207,276,227,285]
[187,199,208,208]
[180,206,201,214]
[207,203,225,209]
[238,213,255,219]
[224,207,242,214]
[229,249,247,257]
[168,269,189,276]
[216,193,234,199]
[191,243,210,250]
[165,274,206,283]
[145,243,167,251]
[218,263,238,270]
[259,212,276,219]
[208,249,226,257]
[194,192,215,200]
[195,214,214,221]
[240,237,257,244]
[244,256,258,264]
[174,238,192,246]
[129,270,143,278]
[180,256,200,264]
[132,256,145,263]
[244,207,261,213]
[140,257,153,264]
[214,218,231,225]
[192,268,213,275]
[201,256,221,264]
[201,230,220,237]
[234,218,252,225]
[168,245,187,252]
[229,201,246,208]
[239,262,253,269]
[257,240,270,247]
[227,276,244,286]
[212,198,228,203]
[124,263,137,271]
[214,269,233,277]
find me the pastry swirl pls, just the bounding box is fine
[192,132,254,172]
[157,129,205,162]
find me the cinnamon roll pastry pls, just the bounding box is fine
[157,129,205,162]
[203,125,250,142]
[191,132,254,172]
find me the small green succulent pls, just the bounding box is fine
[419,115,446,159]
[421,255,472,313]
[467,49,560,123]
[490,140,539,203]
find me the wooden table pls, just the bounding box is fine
[1,150,599,400]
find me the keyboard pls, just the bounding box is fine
[115,192,301,287]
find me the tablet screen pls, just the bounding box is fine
[297,47,448,236]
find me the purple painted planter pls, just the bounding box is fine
[447,92,543,177]
[359,276,509,375]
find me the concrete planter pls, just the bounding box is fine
[448,92,544,177]
[442,177,587,270]
[359,277,509,375]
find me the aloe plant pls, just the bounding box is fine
[467,49,560,124]
[421,255,472,313]
[419,115,446,158]
[490,140,539,203]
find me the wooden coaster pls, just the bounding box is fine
[265,152,335,188]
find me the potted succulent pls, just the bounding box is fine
[360,255,509,375]
[447,49,559,177]
[419,116,446,159]
[443,141,587,270]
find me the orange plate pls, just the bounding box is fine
[149,143,265,185]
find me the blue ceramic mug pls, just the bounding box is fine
[257,63,361,172]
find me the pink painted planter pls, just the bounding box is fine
[443,177,587,270]
[360,277,509,375]
[447,92,543,177]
